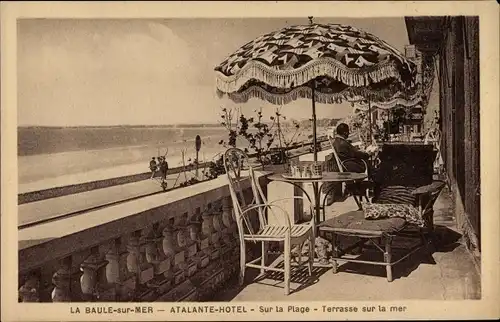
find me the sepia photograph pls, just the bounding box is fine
[2,1,499,321]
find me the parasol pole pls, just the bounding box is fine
[276,107,283,150]
[311,84,318,162]
[308,16,318,162]
[368,95,373,144]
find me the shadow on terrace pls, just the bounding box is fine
[215,191,481,302]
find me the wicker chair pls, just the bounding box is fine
[324,135,374,207]
[224,148,315,295]
[318,143,445,282]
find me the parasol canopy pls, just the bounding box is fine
[214,22,418,105]
[214,20,418,224]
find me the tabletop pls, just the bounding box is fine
[267,171,367,183]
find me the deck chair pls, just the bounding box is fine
[318,143,446,282]
[224,148,315,295]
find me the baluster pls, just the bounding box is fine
[19,274,40,302]
[193,207,209,268]
[158,218,175,291]
[142,222,171,296]
[144,224,163,266]
[105,237,128,301]
[68,256,84,302]
[228,196,240,241]
[189,208,202,244]
[210,203,222,260]
[221,197,233,246]
[222,196,239,267]
[143,224,165,289]
[185,211,200,277]
[173,216,188,284]
[162,218,176,259]
[125,231,141,295]
[80,246,108,301]
[126,230,154,300]
[136,228,159,301]
[126,231,141,274]
[52,257,72,302]
[212,205,223,249]
[201,204,215,262]
[225,196,239,238]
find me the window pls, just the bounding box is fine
[405,45,416,59]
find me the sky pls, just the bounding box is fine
[17,17,410,126]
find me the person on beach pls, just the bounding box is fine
[159,156,169,181]
[149,157,158,179]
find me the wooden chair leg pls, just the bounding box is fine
[419,229,435,259]
[308,235,314,276]
[384,236,393,282]
[331,233,338,274]
[284,238,291,296]
[239,242,246,286]
[296,242,303,266]
[352,195,362,210]
[364,186,371,202]
[261,241,268,276]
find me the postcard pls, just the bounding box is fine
[1,1,499,321]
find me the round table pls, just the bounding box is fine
[267,172,368,224]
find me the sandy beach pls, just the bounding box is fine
[18,125,321,193]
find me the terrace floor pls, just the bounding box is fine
[214,185,482,301]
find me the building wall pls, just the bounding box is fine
[438,16,480,253]
[423,59,440,132]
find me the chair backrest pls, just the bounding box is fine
[224,148,265,239]
[328,135,369,176]
[327,136,345,173]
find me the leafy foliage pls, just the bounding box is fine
[217,106,277,165]
[209,106,307,176]
[203,153,225,180]
[274,110,304,149]
[179,177,201,187]
[240,108,277,165]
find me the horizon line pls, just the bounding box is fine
[17,117,341,128]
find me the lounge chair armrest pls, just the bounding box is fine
[411,180,446,195]
[341,158,368,172]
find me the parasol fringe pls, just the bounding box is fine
[356,94,423,110]
[216,85,400,106]
[215,57,404,94]
[358,97,422,110]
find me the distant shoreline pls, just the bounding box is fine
[17,117,338,129]
[17,124,226,129]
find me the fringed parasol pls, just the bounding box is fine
[214,18,418,161]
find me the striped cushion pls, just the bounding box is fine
[373,186,416,206]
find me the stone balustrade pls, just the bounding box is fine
[18,173,268,303]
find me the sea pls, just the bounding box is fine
[18,125,315,191]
